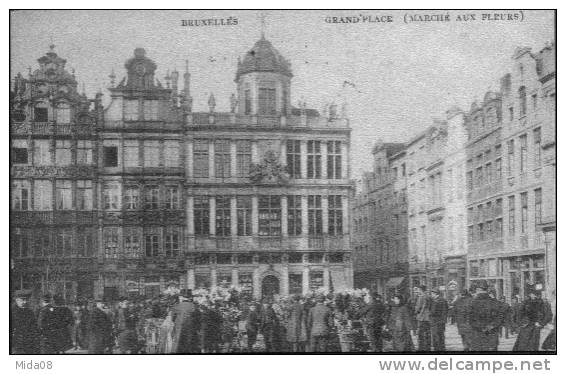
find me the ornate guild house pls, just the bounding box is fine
[10,37,355,301]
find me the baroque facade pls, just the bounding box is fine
[10,37,355,301]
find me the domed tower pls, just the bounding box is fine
[235,36,292,116]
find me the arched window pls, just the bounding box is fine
[34,102,48,122]
[518,86,527,117]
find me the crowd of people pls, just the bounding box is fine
[10,279,555,354]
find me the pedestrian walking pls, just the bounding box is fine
[498,296,512,339]
[260,301,280,352]
[385,294,414,352]
[286,295,307,352]
[87,299,114,353]
[11,289,40,354]
[171,289,201,353]
[452,289,473,351]
[38,294,74,354]
[414,285,431,351]
[513,286,553,351]
[468,280,505,351]
[357,292,387,352]
[245,303,260,351]
[429,288,448,351]
[307,294,333,352]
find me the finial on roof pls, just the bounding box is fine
[259,11,267,39]
[109,69,116,87]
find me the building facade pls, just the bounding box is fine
[10,37,355,301]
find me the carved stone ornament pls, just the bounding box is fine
[248,150,290,185]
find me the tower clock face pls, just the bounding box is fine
[135,63,146,76]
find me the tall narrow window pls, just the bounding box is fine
[286,140,301,178]
[143,100,159,121]
[193,140,209,178]
[519,86,527,117]
[534,188,542,225]
[104,227,119,258]
[485,162,492,184]
[308,195,322,236]
[214,140,231,178]
[144,186,159,209]
[76,140,93,165]
[12,140,29,165]
[533,127,542,167]
[103,146,118,167]
[144,140,160,167]
[77,227,94,257]
[124,100,139,121]
[258,88,276,115]
[466,171,473,191]
[258,195,281,236]
[124,186,139,210]
[237,196,252,236]
[12,180,30,211]
[194,196,210,236]
[475,166,483,187]
[521,192,528,233]
[56,180,72,210]
[124,228,140,258]
[144,230,160,257]
[519,134,527,173]
[34,105,48,122]
[165,228,180,257]
[103,183,121,210]
[165,186,179,209]
[124,140,139,167]
[287,195,302,236]
[164,140,180,167]
[236,140,252,177]
[55,140,72,165]
[507,140,515,175]
[56,229,73,257]
[215,196,231,236]
[55,103,71,123]
[328,195,343,236]
[495,158,502,181]
[34,180,52,210]
[244,89,252,115]
[307,140,321,179]
[508,195,515,235]
[327,141,342,179]
[76,180,93,210]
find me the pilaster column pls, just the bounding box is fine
[187,268,195,290]
[208,141,215,178]
[251,140,259,163]
[209,196,216,236]
[252,196,259,235]
[322,195,329,235]
[281,195,288,237]
[211,268,217,289]
[253,267,261,299]
[302,267,310,295]
[342,141,349,180]
[186,140,193,178]
[281,265,289,296]
[230,140,237,179]
[323,267,330,289]
[186,195,194,236]
[300,140,307,179]
[342,195,350,235]
[231,268,239,287]
[280,140,287,167]
[230,196,238,236]
[321,140,328,179]
[301,195,309,237]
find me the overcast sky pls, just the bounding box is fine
[10,10,554,180]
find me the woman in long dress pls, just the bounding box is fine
[158,309,175,353]
[385,294,414,352]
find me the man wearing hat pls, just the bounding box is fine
[11,289,40,354]
[171,289,201,353]
[87,298,113,353]
[414,285,431,351]
[512,284,553,351]
[429,288,448,351]
[468,280,505,351]
[307,294,333,352]
[356,292,387,352]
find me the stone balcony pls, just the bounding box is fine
[11,121,95,136]
[11,211,98,226]
[190,235,348,252]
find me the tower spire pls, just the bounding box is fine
[259,11,267,39]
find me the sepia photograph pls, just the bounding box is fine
[9,9,556,355]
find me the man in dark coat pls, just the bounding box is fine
[429,288,448,351]
[307,294,333,352]
[468,281,505,351]
[11,289,40,354]
[357,292,387,352]
[498,296,512,339]
[414,285,431,351]
[245,303,260,351]
[260,301,280,352]
[513,287,553,351]
[199,301,222,353]
[286,295,307,352]
[38,294,74,353]
[452,289,473,351]
[87,299,114,353]
[171,289,201,353]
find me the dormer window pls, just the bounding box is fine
[143,100,159,121]
[258,88,276,115]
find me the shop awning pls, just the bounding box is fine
[386,277,406,288]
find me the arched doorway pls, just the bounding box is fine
[261,275,280,299]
